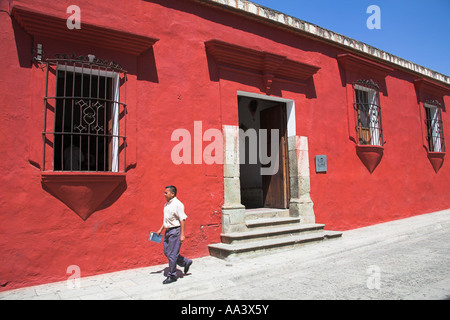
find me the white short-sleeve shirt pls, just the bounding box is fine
[163,197,188,229]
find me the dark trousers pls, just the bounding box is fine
[163,227,191,278]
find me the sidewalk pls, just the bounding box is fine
[1,209,450,300]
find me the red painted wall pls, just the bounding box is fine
[1,0,449,290]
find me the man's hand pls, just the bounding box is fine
[180,234,186,243]
[157,225,164,237]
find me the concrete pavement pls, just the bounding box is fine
[1,209,450,300]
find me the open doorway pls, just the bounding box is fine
[238,96,290,209]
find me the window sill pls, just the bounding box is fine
[41,172,126,220]
[355,145,384,173]
[427,151,445,173]
[41,171,126,181]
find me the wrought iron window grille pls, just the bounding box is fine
[424,100,445,153]
[42,53,128,172]
[353,79,384,146]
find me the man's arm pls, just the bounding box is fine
[157,224,164,236]
[180,220,186,243]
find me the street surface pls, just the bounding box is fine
[189,224,450,300]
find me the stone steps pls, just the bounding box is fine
[208,230,342,260]
[221,223,325,244]
[208,208,342,260]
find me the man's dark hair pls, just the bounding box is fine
[165,185,177,196]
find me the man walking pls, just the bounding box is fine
[157,185,193,284]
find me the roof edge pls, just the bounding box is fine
[197,0,450,87]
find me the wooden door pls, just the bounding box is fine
[260,104,289,208]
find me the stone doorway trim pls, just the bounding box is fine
[221,91,315,233]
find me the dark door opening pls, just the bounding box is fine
[238,96,289,209]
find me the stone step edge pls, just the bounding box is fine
[245,216,301,228]
[210,231,341,254]
[221,223,325,242]
[244,208,290,219]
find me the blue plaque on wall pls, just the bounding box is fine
[315,155,327,173]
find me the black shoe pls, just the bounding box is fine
[163,277,177,284]
[184,261,193,274]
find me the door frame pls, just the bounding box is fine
[221,91,316,233]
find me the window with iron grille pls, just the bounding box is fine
[353,79,383,146]
[424,100,445,153]
[43,54,127,172]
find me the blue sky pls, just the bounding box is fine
[252,0,450,77]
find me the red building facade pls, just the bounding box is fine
[1,0,449,290]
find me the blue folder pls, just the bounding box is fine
[148,232,163,243]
